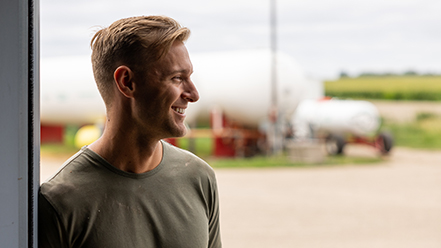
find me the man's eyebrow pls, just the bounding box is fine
[176,68,193,74]
[166,69,193,76]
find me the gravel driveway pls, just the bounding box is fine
[216,146,441,248]
[371,100,441,123]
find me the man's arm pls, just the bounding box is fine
[38,190,68,248]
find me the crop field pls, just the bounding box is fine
[325,76,441,101]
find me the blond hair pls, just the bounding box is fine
[90,16,190,105]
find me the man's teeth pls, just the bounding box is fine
[173,107,185,114]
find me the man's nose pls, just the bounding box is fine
[182,79,199,102]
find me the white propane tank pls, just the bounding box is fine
[186,49,323,127]
[292,99,381,138]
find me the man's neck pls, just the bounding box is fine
[88,125,164,174]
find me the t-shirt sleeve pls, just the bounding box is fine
[208,176,222,248]
[38,189,68,248]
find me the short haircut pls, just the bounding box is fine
[90,16,191,106]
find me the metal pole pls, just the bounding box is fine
[269,0,280,154]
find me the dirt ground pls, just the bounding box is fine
[371,100,441,123]
[40,145,441,248]
[215,146,441,248]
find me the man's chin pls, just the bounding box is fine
[167,125,187,139]
[177,126,188,137]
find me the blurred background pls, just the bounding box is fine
[40,0,441,247]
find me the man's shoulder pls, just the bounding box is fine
[40,148,102,206]
[162,140,216,176]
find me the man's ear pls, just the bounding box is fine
[114,65,135,98]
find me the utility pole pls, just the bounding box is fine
[269,0,281,154]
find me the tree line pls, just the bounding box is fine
[340,70,441,78]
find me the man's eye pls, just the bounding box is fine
[172,76,183,83]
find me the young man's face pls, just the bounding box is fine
[132,41,199,139]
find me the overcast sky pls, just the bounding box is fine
[41,0,441,79]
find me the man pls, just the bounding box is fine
[39,16,221,248]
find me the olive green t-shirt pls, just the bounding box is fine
[39,141,221,248]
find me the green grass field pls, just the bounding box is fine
[383,112,441,150]
[176,137,382,167]
[325,76,441,101]
[206,155,382,168]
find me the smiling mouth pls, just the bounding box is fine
[172,107,186,115]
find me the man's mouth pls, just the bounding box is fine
[172,107,186,115]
